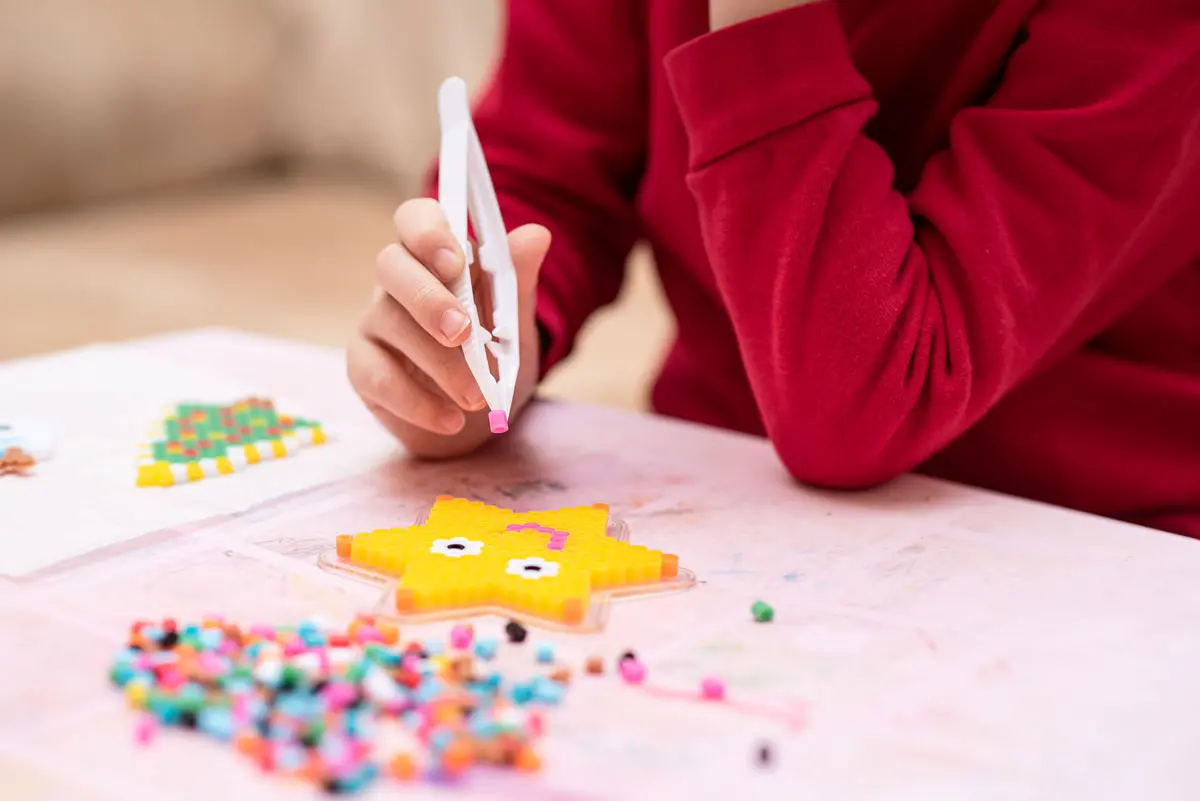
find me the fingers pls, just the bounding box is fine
[376,243,472,348]
[347,335,466,435]
[362,291,486,412]
[393,198,464,283]
[380,198,470,347]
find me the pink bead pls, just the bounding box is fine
[449,625,473,649]
[329,685,356,709]
[356,626,383,643]
[134,715,156,745]
[283,640,306,657]
[158,668,184,691]
[488,410,509,434]
[618,659,646,684]
[700,677,725,700]
[198,652,224,675]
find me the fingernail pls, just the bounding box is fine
[434,248,461,280]
[440,308,470,343]
[439,407,465,433]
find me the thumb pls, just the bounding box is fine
[506,224,552,299]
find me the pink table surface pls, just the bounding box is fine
[2,328,1199,801]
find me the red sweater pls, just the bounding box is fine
[462,1,1200,535]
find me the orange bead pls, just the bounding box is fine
[377,622,400,645]
[336,535,353,559]
[235,732,263,758]
[442,740,474,775]
[389,753,417,781]
[514,746,542,772]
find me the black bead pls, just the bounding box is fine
[756,742,773,767]
[159,631,179,648]
[322,778,345,794]
[504,620,527,643]
[619,650,636,663]
[178,711,198,729]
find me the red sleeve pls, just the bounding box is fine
[664,1,1200,488]
[430,1,647,374]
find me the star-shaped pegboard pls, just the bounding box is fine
[325,496,694,631]
[136,398,326,487]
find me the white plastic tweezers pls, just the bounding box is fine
[437,76,519,434]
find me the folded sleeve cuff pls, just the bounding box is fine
[664,3,871,170]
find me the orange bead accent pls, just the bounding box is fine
[661,553,679,578]
[562,598,584,625]
[336,535,353,558]
[395,589,415,613]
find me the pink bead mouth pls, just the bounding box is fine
[488,410,509,434]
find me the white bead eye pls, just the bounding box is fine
[505,557,560,580]
[430,537,484,557]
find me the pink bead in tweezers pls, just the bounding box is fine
[488,410,509,434]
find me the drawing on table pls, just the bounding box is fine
[0,446,36,477]
[136,398,327,487]
[323,496,696,631]
[0,419,55,462]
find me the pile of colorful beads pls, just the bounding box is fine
[109,616,558,794]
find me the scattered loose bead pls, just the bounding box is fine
[133,715,157,745]
[699,677,725,700]
[751,600,774,623]
[449,624,474,650]
[110,617,552,793]
[584,656,605,675]
[504,620,528,644]
[535,643,555,664]
[474,638,498,661]
[618,658,646,685]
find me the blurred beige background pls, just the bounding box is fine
[0,0,672,410]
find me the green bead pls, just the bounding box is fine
[751,600,774,622]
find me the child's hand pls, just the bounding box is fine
[348,198,551,459]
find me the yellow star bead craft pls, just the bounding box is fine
[333,496,687,628]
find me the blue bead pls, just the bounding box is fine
[199,628,223,650]
[511,681,535,705]
[535,643,555,664]
[533,677,564,705]
[428,730,454,751]
[274,744,304,771]
[198,707,235,741]
[473,638,498,660]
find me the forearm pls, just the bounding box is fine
[669,1,1198,486]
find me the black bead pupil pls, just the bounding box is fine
[523,564,541,572]
[448,543,465,551]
